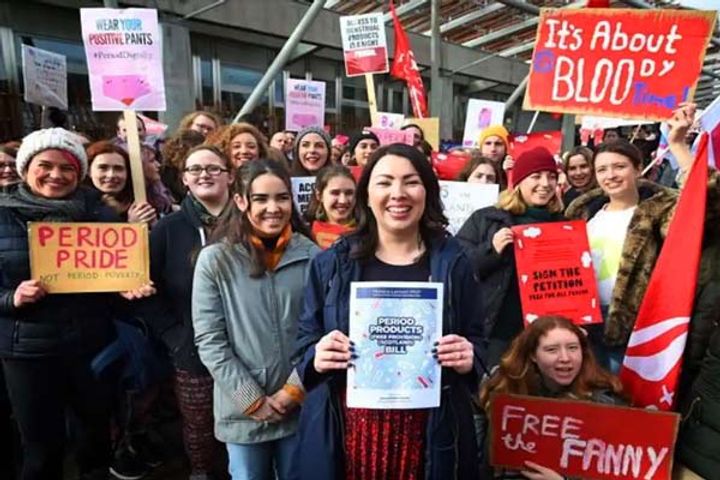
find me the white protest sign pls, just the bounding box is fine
[462,99,505,147]
[291,176,316,216]
[580,115,653,130]
[22,45,68,109]
[339,13,389,77]
[285,79,326,131]
[80,8,166,111]
[439,181,499,234]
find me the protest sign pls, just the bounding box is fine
[347,281,443,409]
[512,221,602,325]
[367,127,414,146]
[373,111,405,129]
[524,9,717,121]
[80,8,166,111]
[462,99,506,147]
[339,13,389,77]
[439,181,498,234]
[291,176,315,215]
[21,45,67,109]
[285,79,326,131]
[29,222,149,294]
[432,151,470,181]
[490,393,679,480]
[137,113,168,138]
[510,131,563,159]
[406,117,439,150]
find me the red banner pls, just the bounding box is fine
[512,221,602,325]
[524,9,716,121]
[490,393,679,480]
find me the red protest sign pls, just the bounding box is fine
[512,221,602,325]
[431,151,469,181]
[367,127,414,146]
[490,393,679,480]
[510,131,563,158]
[524,9,717,121]
[340,14,389,77]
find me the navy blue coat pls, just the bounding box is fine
[293,235,486,480]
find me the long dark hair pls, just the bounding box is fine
[479,316,624,410]
[211,159,312,277]
[350,143,448,261]
[305,164,356,223]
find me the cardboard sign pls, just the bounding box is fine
[291,176,315,215]
[373,111,405,129]
[512,221,602,325]
[29,222,149,294]
[21,45,68,109]
[490,393,679,480]
[406,117,439,150]
[285,78,326,131]
[367,127,414,146]
[462,99,506,147]
[524,9,717,121]
[339,13,389,77]
[80,8,166,111]
[510,131,563,159]
[439,181,498,235]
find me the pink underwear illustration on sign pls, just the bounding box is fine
[291,113,318,128]
[102,75,152,106]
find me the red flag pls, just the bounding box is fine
[389,1,428,118]
[618,133,709,410]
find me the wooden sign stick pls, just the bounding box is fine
[123,110,147,205]
[365,73,379,127]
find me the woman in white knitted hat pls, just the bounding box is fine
[0,128,118,480]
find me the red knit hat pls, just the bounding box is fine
[512,147,558,186]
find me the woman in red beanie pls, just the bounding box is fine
[456,147,564,369]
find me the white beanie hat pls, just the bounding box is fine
[16,128,88,180]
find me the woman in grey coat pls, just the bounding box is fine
[192,159,320,480]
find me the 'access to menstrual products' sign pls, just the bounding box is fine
[524,9,717,121]
[80,8,166,111]
[512,221,602,326]
[340,13,389,77]
[29,222,149,293]
[490,393,679,480]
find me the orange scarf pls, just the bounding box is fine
[249,224,293,271]
[312,220,356,250]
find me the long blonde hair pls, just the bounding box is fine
[496,185,563,215]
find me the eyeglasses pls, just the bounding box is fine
[0,162,16,171]
[183,165,229,176]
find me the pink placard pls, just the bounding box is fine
[80,8,166,111]
[367,127,414,146]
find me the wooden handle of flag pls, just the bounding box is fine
[365,73,378,127]
[123,110,147,205]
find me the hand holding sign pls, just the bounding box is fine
[521,461,564,480]
[493,227,515,255]
[13,280,47,308]
[434,334,474,374]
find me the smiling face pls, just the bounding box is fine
[467,163,497,184]
[533,327,583,389]
[319,175,356,224]
[566,154,592,189]
[26,149,79,199]
[230,132,260,168]
[270,132,288,152]
[0,151,20,187]
[182,149,232,204]
[367,154,426,238]
[594,152,639,200]
[518,170,557,207]
[480,135,507,163]
[354,139,379,167]
[189,114,217,137]
[90,152,127,194]
[298,133,329,173]
[234,173,292,238]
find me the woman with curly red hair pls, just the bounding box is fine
[206,123,268,169]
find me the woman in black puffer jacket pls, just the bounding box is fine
[0,128,118,480]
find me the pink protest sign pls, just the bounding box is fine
[285,79,326,131]
[80,8,166,111]
[367,127,414,146]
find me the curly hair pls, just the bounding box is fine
[478,316,624,411]
[161,129,206,171]
[205,123,269,166]
[178,111,223,132]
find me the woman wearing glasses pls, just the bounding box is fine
[143,145,234,479]
[0,145,20,191]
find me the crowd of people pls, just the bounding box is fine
[0,100,717,480]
